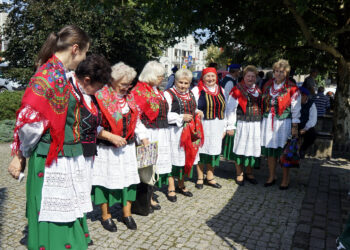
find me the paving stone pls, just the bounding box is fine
[0,144,350,249]
[309,236,325,249]
[311,228,325,239]
[296,223,310,234]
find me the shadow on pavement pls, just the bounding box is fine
[204,157,350,249]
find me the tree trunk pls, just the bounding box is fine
[333,61,350,145]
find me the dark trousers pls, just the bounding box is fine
[300,127,317,153]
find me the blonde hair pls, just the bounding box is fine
[138,61,165,84]
[243,65,258,77]
[175,69,193,83]
[272,59,291,74]
[111,62,137,83]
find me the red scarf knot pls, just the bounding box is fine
[95,85,138,140]
[131,81,165,122]
[230,81,261,114]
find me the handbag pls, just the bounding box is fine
[136,142,158,169]
[131,183,153,216]
[280,138,300,168]
[138,165,159,186]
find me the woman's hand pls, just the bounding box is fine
[141,138,150,146]
[227,130,235,136]
[110,134,127,147]
[292,123,298,138]
[299,129,306,135]
[183,114,193,122]
[196,110,204,119]
[8,152,26,179]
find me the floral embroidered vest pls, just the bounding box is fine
[167,89,197,116]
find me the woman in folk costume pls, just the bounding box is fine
[261,59,301,190]
[91,62,149,232]
[164,69,204,201]
[225,65,262,186]
[192,67,226,190]
[7,26,109,250]
[131,61,171,210]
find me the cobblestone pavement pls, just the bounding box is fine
[0,142,349,250]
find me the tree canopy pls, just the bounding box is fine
[1,0,173,75]
[2,0,350,142]
[141,0,350,142]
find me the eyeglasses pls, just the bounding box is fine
[119,83,132,88]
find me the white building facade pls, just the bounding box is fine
[0,0,9,52]
[159,35,207,76]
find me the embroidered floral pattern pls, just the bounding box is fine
[131,82,164,121]
[28,59,71,115]
[14,55,73,166]
[95,85,139,139]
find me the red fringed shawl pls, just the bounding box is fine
[230,81,261,114]
[131,81,164,122]
[262,79,299,116]
[95,85,138,139]
[12,55,71,166]
[180,114,204,175]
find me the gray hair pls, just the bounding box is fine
[175,69,193,83]
[138,61,165,84]
[111,62,137,83]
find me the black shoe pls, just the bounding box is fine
[122,216,137,230]
[279,185,289,190]
[101,218,117,232]
[205,178,222,189]
[195,179,204,189]
[235,178,244,186]
[150,203,161,210]
[176,187,193,197]
[264,179,276,187]
[148,206,154,214]
[88,240,93,246]
[245,174,258,185]
[166,190,177,202]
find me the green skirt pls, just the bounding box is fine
[338,214,350,249]
[261,146,284,158]
[222,135,235,160]
[199,153,220,167]
[27,152,90,250]
[232,153,260,168]
[170,165,194,179]
[155,173,171,188]
[91,185,137,207]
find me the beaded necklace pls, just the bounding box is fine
[241,83,259,97]
[114,93,127,109]
[173,87,191,100]
[203,84,219,96]
[270,81,285,96]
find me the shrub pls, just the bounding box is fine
[0,91,24,120]
[0,119,15,143]
[3,67,33,85]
